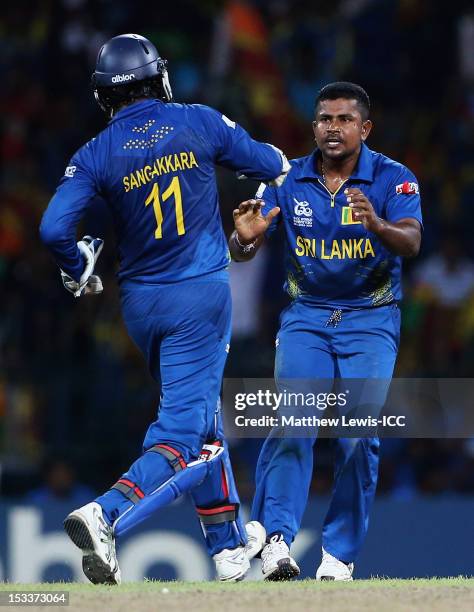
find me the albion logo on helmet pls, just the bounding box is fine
[111,73,136,83]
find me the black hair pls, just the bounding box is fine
[315,82,370,120]
[95,76,167,117]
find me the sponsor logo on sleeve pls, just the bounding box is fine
[395,181,419,195]
[64,165,77,178]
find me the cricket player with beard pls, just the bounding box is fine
[40,33,290,584]
[229,82,422,580]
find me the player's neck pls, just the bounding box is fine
[320,151,359,183]
[114,97,151,115]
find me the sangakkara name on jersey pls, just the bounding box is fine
[295,236,376,260]
[123,151,198,192]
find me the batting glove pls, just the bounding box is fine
[61,235,104,298]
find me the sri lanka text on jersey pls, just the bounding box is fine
[295,236,376,260]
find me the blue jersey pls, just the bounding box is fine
[40,99,284,283]
[260,143,422,308]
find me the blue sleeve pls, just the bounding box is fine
[256,182,281,237]
[384,166,423,227]
[195,105,284,181]
[39,142,99,281]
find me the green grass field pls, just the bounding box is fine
[1,579,473,612]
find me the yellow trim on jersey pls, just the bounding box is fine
[317,178,348,207]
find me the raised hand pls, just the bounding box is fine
[232,199,280,244]
[344,188,382,233]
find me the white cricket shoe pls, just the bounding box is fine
[244,521,266,560]
[261,536,300,581]
[213,546,250,581]
[64,502,121,585]
[316,547,354,581]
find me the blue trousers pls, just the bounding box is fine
[96,271,244,555]
[251,301,400,562]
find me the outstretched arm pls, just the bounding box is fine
[196,106,291,185]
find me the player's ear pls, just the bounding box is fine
[361,119,372,141]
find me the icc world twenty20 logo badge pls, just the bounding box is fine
[293,197,313,227]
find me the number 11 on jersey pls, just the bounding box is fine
[145,176,185,239]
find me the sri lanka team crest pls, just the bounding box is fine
[396,181,419,195]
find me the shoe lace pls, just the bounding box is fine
[262,540,289,561]
[97,516,115,562]
[98,518,111,542]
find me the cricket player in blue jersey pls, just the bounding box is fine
[229,82,422,580]
[39,33,290,585]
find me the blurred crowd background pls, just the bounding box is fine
[1,0,474,505]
